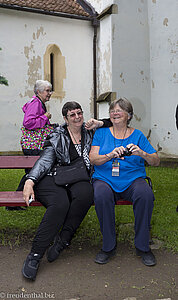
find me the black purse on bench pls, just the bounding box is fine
[53,156,90,186]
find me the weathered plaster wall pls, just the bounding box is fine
[148,0,178,156]
[97,16,112,96]
[88,0,113,118]
[112,0,151,136]
[89,0,178,156]
[0,8,93,151]
[88,0,113,14]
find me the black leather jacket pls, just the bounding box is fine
[26,123,94,183]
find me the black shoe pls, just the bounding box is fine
[136,248,156,266]
[95,247,116,264]
[47,235,69,263]
[6,206,26,211]
[22,253,41,280]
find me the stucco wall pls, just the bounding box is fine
[97,16,112,96]
[148,0,178,156]
[1,0,178,156]
[89,0,178,156]
[0,8,93,152]
[88,0,113,14]
[88,0,113,119]
[112,0,151,135]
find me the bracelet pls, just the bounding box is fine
[97,121,102,128]
[105,154,111,160]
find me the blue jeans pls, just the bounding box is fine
[93,178,154,252]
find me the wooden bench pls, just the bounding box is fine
[0,156,41,207]
[0,155,152,207]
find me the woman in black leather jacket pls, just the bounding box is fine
[22,101,111,281]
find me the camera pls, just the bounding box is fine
[120,147,132,157]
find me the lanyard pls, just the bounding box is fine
[113,126,127,156]
[112,127,127,176]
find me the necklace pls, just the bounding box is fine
[113,126,128,149]
[68,127,82,156]
[68,127,81,144]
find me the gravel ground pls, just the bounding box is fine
[0,241,177,300]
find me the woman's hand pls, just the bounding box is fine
[44,112,52,120]
[127,143,160,166]
[89,145,125,165]
[112,146,126,159]
[85,119,104,130]
[127,143,142,156]
[23,179,35,207]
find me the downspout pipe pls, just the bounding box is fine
[93,20,98,119]
[77,0,99,118]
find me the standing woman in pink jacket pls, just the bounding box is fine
[21,80,55,157]
[13,80,56,198]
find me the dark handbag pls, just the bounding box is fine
[53,157,90,186]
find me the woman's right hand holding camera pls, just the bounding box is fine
[110,146,125,159]
[90,145,125,165]
[23,179,35,207]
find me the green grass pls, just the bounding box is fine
[0,167,178,251]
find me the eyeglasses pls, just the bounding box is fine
[67,111,83,118]
[45,89,53,94]
[110,109,126,115]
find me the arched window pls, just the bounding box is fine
[50,53,54,90]
[44,44,66,99]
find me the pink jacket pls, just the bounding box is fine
[22,95,50,130]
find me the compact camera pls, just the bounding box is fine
[120,147,132,157]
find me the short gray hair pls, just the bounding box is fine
[109,98,133,125]
[34,80,52,95]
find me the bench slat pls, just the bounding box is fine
[0,191,132,207]
[0,156,39,169]
[115,200,132,205]
[0,191,41,206]
[0,155,133,207]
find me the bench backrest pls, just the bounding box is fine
[0,156,39,169]
[0,156,152,207]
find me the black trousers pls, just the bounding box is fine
[31,175,94,257]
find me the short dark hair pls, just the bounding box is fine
[62,101,82,118]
